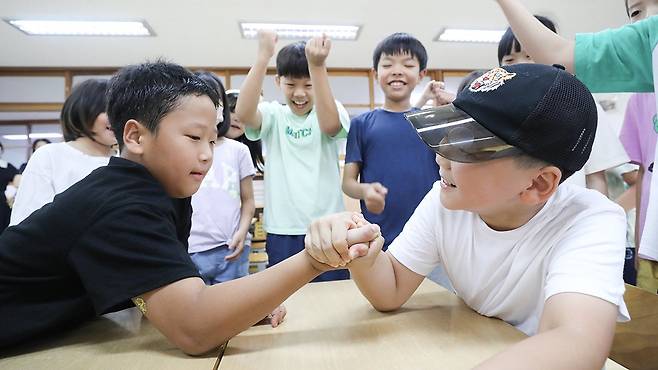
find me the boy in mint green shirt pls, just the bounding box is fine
[235,31,350,281]
[494,0,658,292]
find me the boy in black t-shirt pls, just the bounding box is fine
[0,61,382,354]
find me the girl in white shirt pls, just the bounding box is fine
[10,79,117,225]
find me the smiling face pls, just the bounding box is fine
[375,52,425,104]
[435,154,539,215]
[137,95,218,198]
[277,75,314,116]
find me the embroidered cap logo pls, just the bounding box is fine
[469,67,517,93]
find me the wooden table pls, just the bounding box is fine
[0,281,627,370]
[0,308,222,370]
[221,280,627,370]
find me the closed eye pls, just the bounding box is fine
[187,135,201,141]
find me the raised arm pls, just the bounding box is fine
[305,35,342,136]
[235,30,277,130]
[495,0,575,72]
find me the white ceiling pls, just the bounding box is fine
[0,0,629,70]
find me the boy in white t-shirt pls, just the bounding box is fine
[305,64,630,369]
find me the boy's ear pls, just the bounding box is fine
[274,75,281,87]
[520,166,561,205]
[122,119,147,155]
[419,69,428,79]
[372,68,378,80]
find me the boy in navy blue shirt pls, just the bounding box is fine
[343,33,440,249]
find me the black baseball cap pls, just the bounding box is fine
[405,64,597,181]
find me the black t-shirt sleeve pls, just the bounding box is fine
[68,203,200,314]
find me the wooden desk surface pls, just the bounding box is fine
[0,282,627,370]
[0,308,221,370]
[221,280,627,370]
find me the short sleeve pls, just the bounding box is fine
[68,203,200,314]
[345,115,365,164]
[237,143,256,180]
[545,205,630,321]
[619,94,644,164]
[10,148,56,226]
[331,100,351,139]
[245,101,279,141]
[387,184,442,276]
[575,16,658,93]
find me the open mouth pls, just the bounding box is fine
[388,80,407,88]
[439,178,457,189]
[291,100,309,109]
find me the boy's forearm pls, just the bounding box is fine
[235,57,269,128]
[350,252,404,312]
[474,326,609,370]
[309,64,342,136]
[495,0,575,72]
[188,252,321,353]
[342,175,367,200]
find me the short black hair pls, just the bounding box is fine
[276,41,310,79]
[497,15,557,65]
[31,138,51,153]
[194,71,230,138]
[226,90,238,113]
[373,33,428,71]
[224,89,265,172]
[60,79,109,142]
[107,61,220,150]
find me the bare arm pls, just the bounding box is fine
[342,162,366,200]
[305,212,423,311]
[342,162,387,214]
[350,251,425,312]
[138,224,380,355]
[474,292,617,370]
[235,30,277,130]
[585,171,609,197]
[306,35,342,136]
[413,81,456,109]
[225,176,256,260]
[137,253,320,355]
[495,0,575,72]
[615,184,637,212]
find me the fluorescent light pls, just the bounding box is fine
[240,22,360,40]
[6,19,153,36]
[3,133,63,141]
[435,29,505,43]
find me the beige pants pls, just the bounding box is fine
[637,258,658,294]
